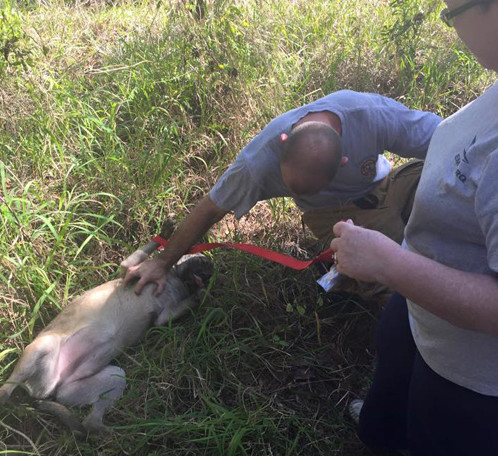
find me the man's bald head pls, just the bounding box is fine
[280,121,342,195]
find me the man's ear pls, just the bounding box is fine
[280,133,288,142]
[340,156,349,166]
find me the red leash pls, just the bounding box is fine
[153,236,334,271]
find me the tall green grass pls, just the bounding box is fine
[0,0,494,454]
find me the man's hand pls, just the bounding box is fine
[123,258,170,296]
[330,220,401,284]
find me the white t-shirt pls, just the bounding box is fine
[404,81,498,396]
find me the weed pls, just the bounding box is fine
[0,0,32,75]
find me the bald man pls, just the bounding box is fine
[124,90,441,295]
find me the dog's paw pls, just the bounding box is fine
[82,417,112,435]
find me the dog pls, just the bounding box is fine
[0,243,213,435]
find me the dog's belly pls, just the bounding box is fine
[43,281,182,391]
[55,296,154,387]
[55,329,118,387]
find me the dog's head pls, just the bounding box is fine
[173,254,214,293]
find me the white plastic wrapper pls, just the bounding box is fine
[316,265,341,292]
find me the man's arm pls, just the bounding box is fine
[124,195,228,295]
[383,104,442,159]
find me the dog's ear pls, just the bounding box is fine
[174,254,213,292]
[193,274,205,288]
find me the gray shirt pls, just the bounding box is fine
[210,90,441,218]
[404,81,498,396]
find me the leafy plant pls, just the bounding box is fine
[0,0,31,74]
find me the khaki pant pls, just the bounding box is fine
[302,159,424,249]
[303,159,424,302]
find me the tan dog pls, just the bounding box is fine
[0,245,213,435]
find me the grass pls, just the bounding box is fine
[0,0,494,454]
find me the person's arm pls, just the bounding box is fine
[124,195,227,295]
[382,103,442,159]
[331,221,498,338]
[124,119,285,296]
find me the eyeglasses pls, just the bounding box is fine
[440,0,494,26]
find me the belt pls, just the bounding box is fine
[352,193,379,209]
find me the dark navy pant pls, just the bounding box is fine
[358,292,498,455]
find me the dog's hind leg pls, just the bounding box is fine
[0,335,60,403]
[55,365,126,433]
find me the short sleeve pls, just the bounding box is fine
[209,157,267,219]
[475,148,498,273]
[380,104,442,159]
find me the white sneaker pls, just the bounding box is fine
[348,399,364,424]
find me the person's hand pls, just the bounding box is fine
[330,220,401,284]
[123,258,170,296]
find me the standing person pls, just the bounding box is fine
[331,1,498,454]
[124,91,440,295]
